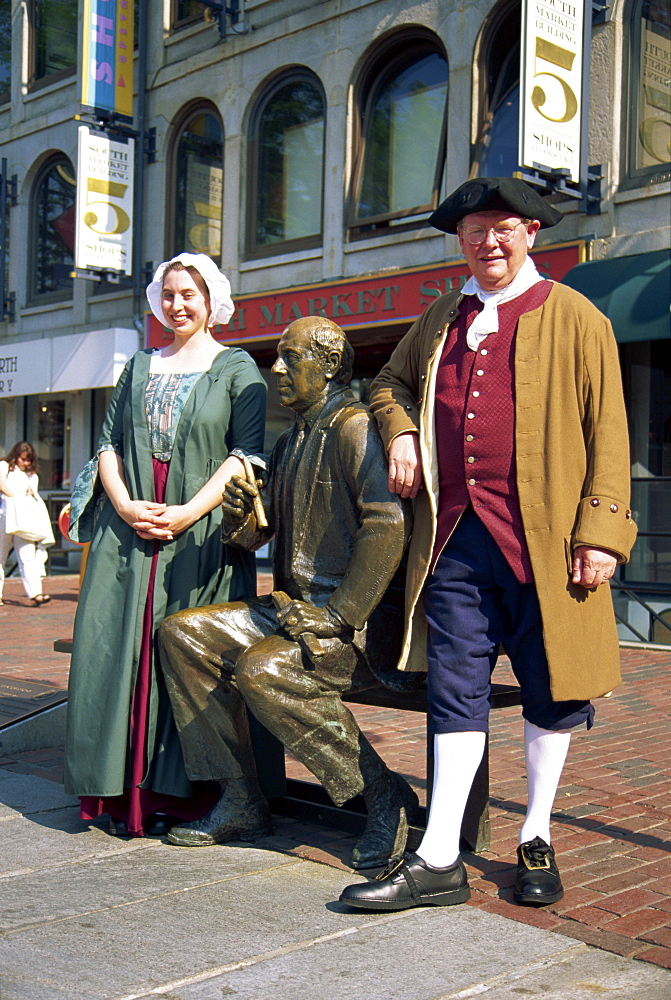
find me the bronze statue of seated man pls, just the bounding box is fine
[158,316,418,869]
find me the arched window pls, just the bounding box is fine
[624,0,670,187]
[349,36,448,236]
[247,72,325,256]
[30,156,76,301]
[472,1,520,178]
[29,0,77,89]
[170,106,224,262]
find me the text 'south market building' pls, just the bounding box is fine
[0,1,669,643]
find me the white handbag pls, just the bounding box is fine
[4,493,55,546]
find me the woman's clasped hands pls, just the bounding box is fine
[123,499,197,542]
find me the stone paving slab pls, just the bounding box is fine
[0,765,77,814]
[0,810,157,877]
[1,842,318,933]
[123,930,671,1000]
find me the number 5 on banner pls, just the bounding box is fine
[83,178,130,235]
[531,37,578,124]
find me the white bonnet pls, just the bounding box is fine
[146,253,235,328]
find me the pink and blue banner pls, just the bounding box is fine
[81,1,134,120]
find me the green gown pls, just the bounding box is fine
[64,347,266,803]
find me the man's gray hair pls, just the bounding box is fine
[309,319,354,385]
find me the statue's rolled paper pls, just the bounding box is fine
[242,456,269,529]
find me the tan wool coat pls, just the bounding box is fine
[369,282,637,701]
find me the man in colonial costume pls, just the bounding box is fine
[341,177,636,911]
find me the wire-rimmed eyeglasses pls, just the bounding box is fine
[460,222,527,245]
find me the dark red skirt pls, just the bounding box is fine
[80,459,217,835]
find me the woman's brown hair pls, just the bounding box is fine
[2,441,38,473]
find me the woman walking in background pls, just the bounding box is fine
[0,442,52,606]
[64,253,267,838]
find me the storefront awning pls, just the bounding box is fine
[561,249,670,343]
[0,328,139,398]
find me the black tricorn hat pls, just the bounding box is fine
[429,177,564,234]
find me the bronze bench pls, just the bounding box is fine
[55,638,520,854]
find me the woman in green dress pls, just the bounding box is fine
[65,253,267,837]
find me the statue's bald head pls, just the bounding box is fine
[287,316,354,386]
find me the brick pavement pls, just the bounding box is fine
[0,574,670,969]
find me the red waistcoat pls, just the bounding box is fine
[432,280,552,582]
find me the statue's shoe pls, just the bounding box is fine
[340,852,470,911]
[167,793,271,847]
[513,837,564,906]
[352,771,420,870]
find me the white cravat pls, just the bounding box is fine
[462,256,546,351]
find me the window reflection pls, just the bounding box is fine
[26,396,65,491]
[32,158,76,299]
[352,48,448,231]
[0,0,10,104]
[473,1,520,178]
[251,77,324,251]
[621,340,671,587]
[32,0,77,83]
[629,0,671,180]
[174,110,223,262]
[173,1,207,28]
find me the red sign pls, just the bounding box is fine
[146,242,583,349]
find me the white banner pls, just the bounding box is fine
[75,126,134,274]
[519,0,585,183]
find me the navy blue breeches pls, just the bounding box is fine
[424,507,595,736]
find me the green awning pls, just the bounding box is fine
[561,249,670,343]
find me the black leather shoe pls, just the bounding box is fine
[145,814,175,837]
[514,837,564,906]
[352,772,420,870]
[108,814,175,837]
[340,852,470,911]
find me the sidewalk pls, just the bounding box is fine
[1,574,670,987]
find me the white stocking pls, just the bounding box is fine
[519,720,571,846]
[416,731,486,868]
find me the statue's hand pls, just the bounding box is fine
[276,599,351,640]
[221,475,257,530]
